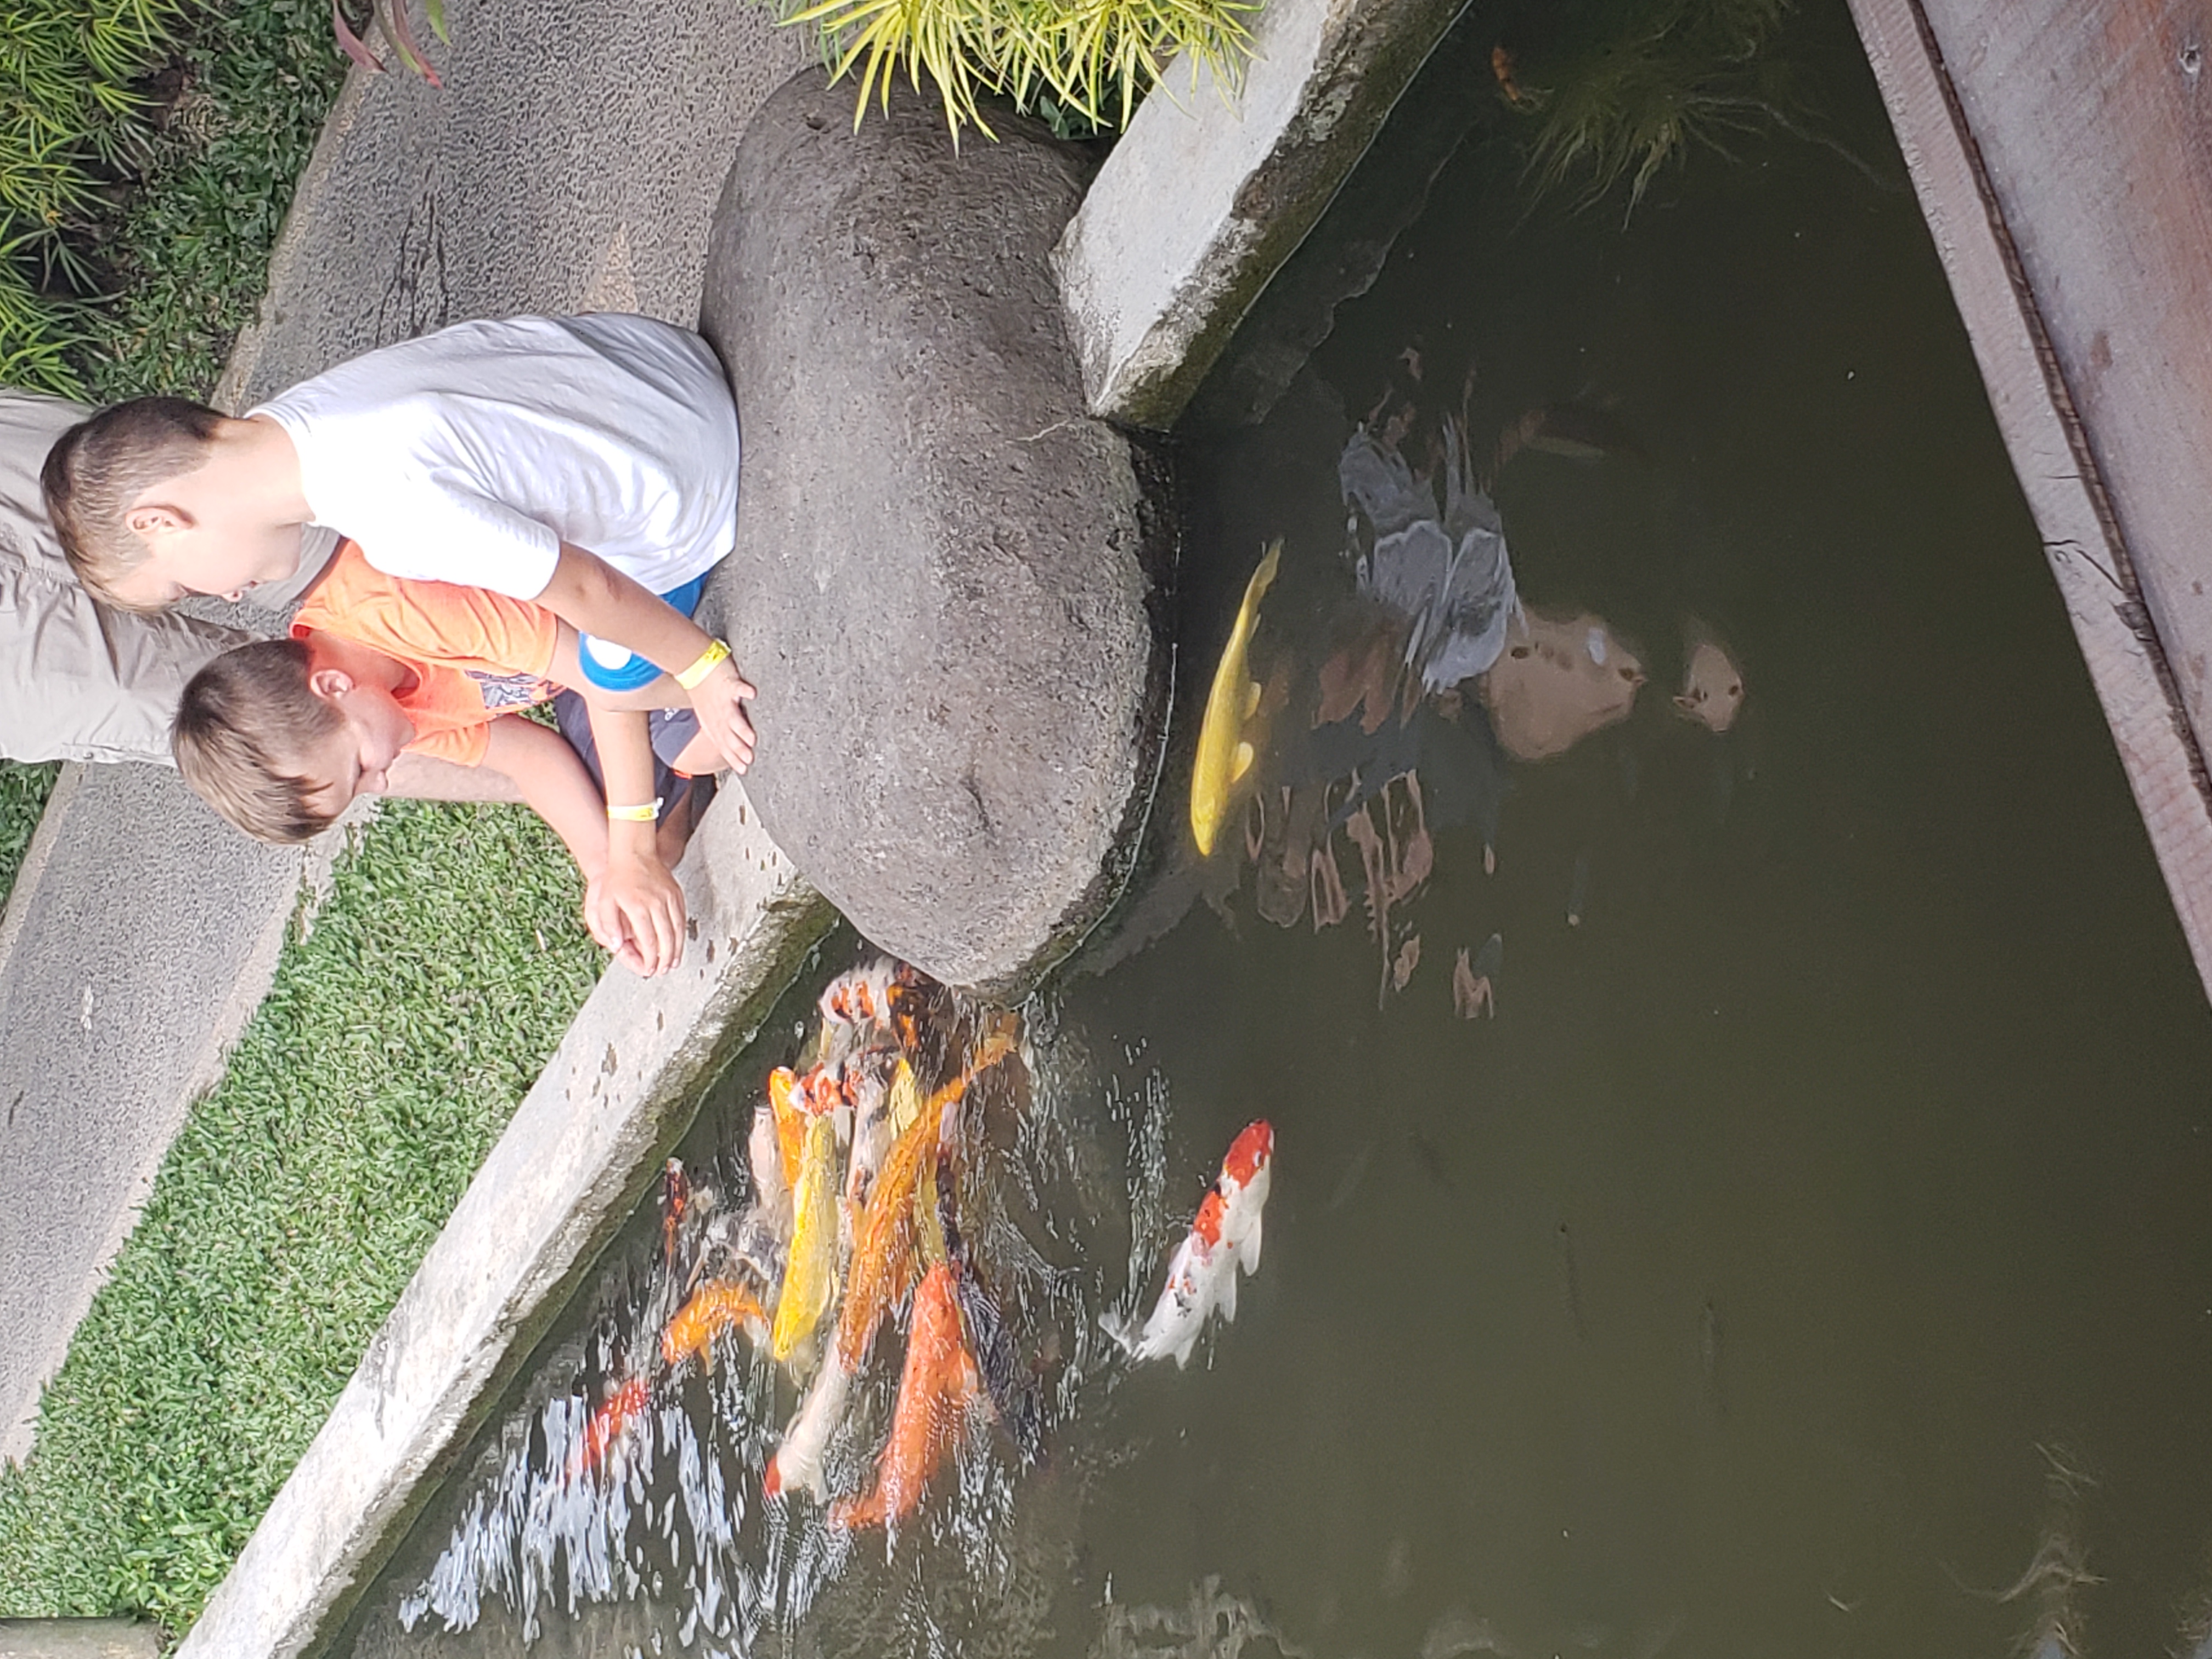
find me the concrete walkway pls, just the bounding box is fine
[0,0,812,1463]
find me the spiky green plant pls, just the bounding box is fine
[1503,0,1795,217]
[0,0,193,393]
[784,0,1260,142]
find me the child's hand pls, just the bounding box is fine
[687,656,758,774]
[585,848,687,976]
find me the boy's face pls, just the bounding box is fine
[105,518,307,608]
[295,679,415,814]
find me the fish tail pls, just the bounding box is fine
[1097,1306,1139,1357]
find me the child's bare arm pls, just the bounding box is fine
[386,751,525,804]
[582,700,687,977]
[476,714,652,975]
[535,543,757,772]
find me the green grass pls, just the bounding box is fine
[0,761,61,907]
[0,801,601,1635]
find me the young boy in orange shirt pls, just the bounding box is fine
[173,540,712,977]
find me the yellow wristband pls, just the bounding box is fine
[675,639,732,691]
[606,799,662,822]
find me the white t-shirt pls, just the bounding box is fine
[252,314,740,601]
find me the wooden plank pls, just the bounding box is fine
[1849,0,2212,996]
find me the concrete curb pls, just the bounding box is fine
[176,793,836,1659]
[1053,0,1466,429]
[0,1620,159,1659]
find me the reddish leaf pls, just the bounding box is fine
[381,0,444,86]
[331,0,384,71]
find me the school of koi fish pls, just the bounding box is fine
[565,955,1276,1537]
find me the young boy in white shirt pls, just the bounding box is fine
[38,312,757,775]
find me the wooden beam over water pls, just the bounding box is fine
[1851,0,2212,999]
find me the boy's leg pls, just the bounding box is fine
[552,693,712,865]
[551,693,702,809]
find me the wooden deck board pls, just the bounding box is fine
[1851,0,2212,998]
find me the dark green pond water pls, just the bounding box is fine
[340,5,2212,1656]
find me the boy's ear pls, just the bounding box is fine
[124,502,193,541]
[307,666,356,702]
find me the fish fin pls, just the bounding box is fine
[1240,1214,1263,1274]
[1244,677,1262,719]
[1217,1260,1239,1323]
[1250,538,1282,605]
[1231,742,1254,783]
[1098,1308,1138,1358]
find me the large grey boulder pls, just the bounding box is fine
[698,71,1172,1000]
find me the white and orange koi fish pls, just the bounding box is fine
[819,957,918,1032]
[763,1351,854,1502]
[1107,1120,1274,1368]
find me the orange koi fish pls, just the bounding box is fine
[571,1373,651,1477]
[1491,44,1529,106]
[768,1066,809,1191]
[828,1261,979,1530]
[662,1279,766,1374]
[835,1030,1017,1371]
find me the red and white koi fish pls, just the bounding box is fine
[820,957,918,1031]
[1107,1120,1274,1368]
[828,1260,980,1530]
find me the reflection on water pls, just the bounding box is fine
[346,4,2212,1655]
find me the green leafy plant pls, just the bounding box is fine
[0,0,194,393]
[784,0,1260,142]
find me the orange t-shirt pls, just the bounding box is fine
[293,540,561,766]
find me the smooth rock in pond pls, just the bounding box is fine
[698,72,1171,1000]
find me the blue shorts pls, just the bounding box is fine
[577,573,709,693]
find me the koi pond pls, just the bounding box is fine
[342,4,2212,1656]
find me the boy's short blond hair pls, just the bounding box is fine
[173,639,348,844]
[41,398,225,610]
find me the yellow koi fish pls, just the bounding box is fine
[1190,539,1283,856]
[770,1109,841,1362]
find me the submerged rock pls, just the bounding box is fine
[698,72,1172,1000]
